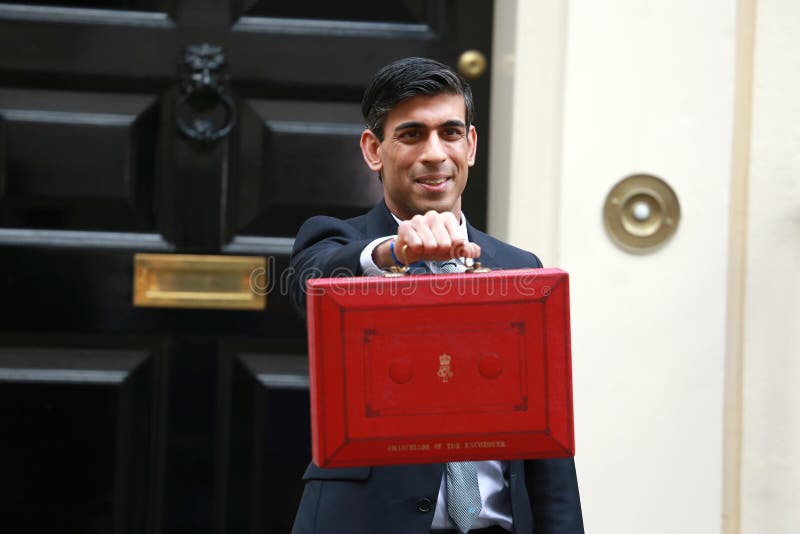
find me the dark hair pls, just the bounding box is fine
[361,57,475,141]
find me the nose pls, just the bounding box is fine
[420,132,447,164]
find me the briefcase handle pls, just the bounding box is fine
[382,241,492,277]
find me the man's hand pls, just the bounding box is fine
[372,210,481,269]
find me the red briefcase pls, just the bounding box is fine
[305,267,574,468]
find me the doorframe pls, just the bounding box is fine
[487,0,566,265]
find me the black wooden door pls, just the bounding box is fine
[0,1,494,532]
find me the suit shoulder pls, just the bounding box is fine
[296,211,370,236]
[292,212,371,253]
[495,240,543,268]
[471,228,543,268]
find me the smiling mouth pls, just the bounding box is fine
[416,176,450,186]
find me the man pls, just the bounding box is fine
[289,57,583,534]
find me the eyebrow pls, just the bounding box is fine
[393,119,467,132]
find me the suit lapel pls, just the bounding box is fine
[467,223,498,268]
[365,202,399,238]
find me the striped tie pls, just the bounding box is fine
[446,461,482,533]
[435,260,482,533]
[436,260,459,274]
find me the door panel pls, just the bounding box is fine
[242,1,430,22]
[0,1,495,532]
[234,99,381,237]
[225,351,310,534]
[10,0,164,11]
[0,88,158,231]
[0,343,160,534]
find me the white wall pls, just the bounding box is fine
[739,0,800,531]
[560,2,734,532]
[490,1,738,532]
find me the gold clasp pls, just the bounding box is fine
[382,265,409,277]
[465,261,491,273]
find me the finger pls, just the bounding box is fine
[441,211,461,239]
[449,239,466,259]
[397,220,431,263]
[410,214,439,254]
[396,223,423,263]
[397,221,422,248]
[426,213,453,254]
[468,242,482,258]
[453,241,481,259]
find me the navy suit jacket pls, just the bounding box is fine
[290,203,584,534]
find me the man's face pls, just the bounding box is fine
[360,93,477,221]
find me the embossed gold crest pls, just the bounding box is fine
[437,353,454,383]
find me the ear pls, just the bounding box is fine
[467,125,478,167]
[360,129,383,172]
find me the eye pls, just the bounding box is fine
[442,127,465,139]
[396,129,421,141]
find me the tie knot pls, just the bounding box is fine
[436,260,459,274]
